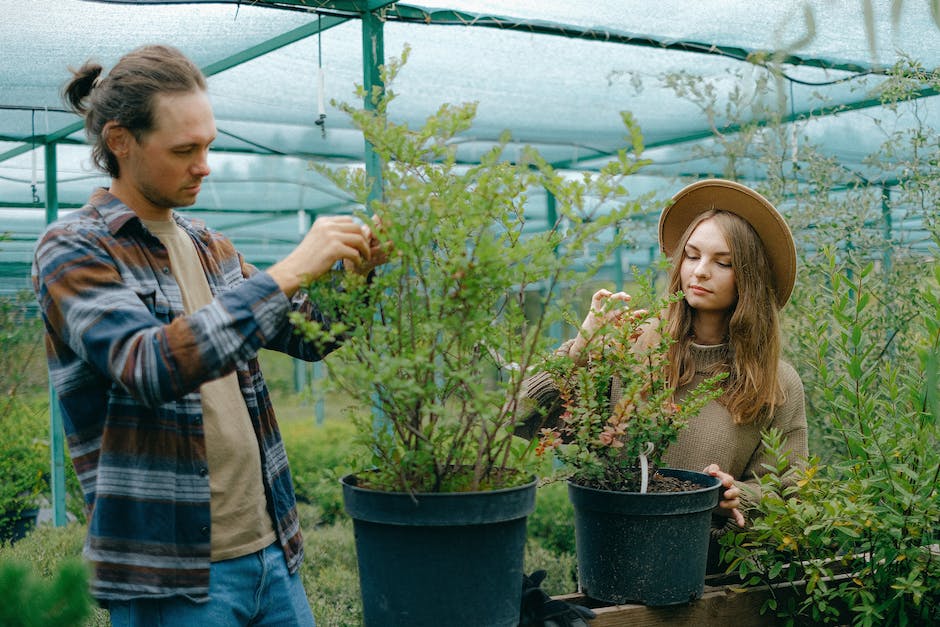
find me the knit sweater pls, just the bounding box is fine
[519,341,808,506]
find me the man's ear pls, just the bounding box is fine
[103,121,131,158]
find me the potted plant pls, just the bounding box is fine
[538,295,727,606]
[291,49,648,626]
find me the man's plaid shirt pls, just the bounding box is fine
[33,188,337,602]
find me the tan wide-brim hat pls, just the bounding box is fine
[658,178,796,308]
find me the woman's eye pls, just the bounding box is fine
[718,261,732,268]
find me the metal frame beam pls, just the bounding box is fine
[0,15,350,166]
[386,5,881,74]
[547,86,940,171]
[87,0,396,12]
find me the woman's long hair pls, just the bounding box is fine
[664,209,785,425]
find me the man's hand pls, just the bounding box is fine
[268,216,371,296]
[343,214,391,276]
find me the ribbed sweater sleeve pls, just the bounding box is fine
[515,340,577,439]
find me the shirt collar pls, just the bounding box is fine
[89,187,210,242]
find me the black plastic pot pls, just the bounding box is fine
[568,468,721,606]
[1,507,38,543]
[341,473,537,627]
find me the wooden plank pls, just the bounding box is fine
[553,581,791,627]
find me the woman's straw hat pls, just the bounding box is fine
[658,178,796,308]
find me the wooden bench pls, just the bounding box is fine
[553,575,800,626]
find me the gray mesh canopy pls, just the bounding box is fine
[2,0,939,294]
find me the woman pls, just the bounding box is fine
[521,178,808,571]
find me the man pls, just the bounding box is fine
[32,44,381,626]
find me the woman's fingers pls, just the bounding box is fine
[705,464,746,527]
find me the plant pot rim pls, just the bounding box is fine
[568,467,720,497]
[341,471,538,526]
[340,470,538,497]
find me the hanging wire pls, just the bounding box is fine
[315,13,327,139]
[789,80,799,170]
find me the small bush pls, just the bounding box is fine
[527,480,576,556]
[0,557,93,627]
[723,260,940,626]
[281,419,361,526]
[0,523,109,626]
[298,504,363,627]
[0,395,87,537]
[0,400,50,540]
[524,542,577,598]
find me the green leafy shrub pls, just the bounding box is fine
[0,292,49,539]
[0,557,93,627]
[0,291,45,402]
[0,522,108,626]
[0,395,86,538]
[527,480,576,557]
[292,46,650,493]
[524,541,578,598]
[539,295,725,491]
[297,504,363,627]
[281,419,360,526]
[0,399,49,541]
[722,259,940,626]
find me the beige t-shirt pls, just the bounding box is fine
[143,218,276,561]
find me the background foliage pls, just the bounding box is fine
[679,56,940,625]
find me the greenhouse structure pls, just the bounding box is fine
[1,1,938,625]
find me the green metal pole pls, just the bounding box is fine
[45,141,67,527]
[361,10,387,427]
[361,9,385,207]
[293,358,307,394]
[545,191,562,341]
[313,361,325,426]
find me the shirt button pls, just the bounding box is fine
[192,416,202,425]
[199,467,209,477]
[200,525,209,537]
[162,266,170,274]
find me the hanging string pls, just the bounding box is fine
[315,13,327,139]
[30,110,40,204]
[789,80,799,170]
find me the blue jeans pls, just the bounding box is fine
[109,542,316,627]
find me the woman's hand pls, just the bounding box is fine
[568,289,639,363]
[704,463,745,527]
